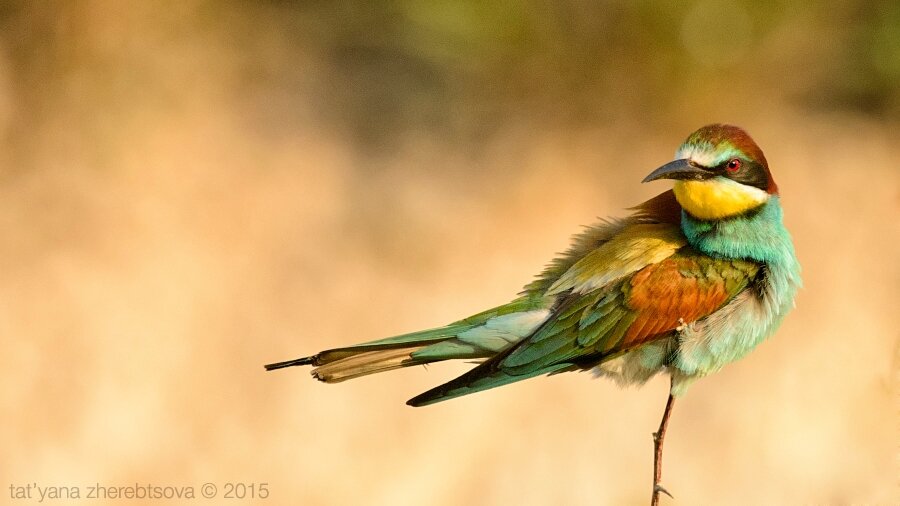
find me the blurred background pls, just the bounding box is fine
[1,1,898,504]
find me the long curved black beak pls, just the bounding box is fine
[642,159,713,183]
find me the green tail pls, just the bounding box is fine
[407,360,572,406]
[264,297,547,385]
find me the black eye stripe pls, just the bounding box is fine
[722,159,768,190]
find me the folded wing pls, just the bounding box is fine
[407,250,760,406]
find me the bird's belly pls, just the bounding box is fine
[674,283,786,380]
[592,340,672,387]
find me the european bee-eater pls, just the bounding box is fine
[266,124,801,503]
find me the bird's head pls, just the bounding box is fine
[643,124,777,220]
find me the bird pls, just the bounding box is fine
[265,124,801,502]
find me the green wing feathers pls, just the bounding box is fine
[407,251,760,406]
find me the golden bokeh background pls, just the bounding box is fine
[2,2,898,504]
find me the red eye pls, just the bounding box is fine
[726,159,742,173]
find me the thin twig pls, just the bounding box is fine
[651,376,676,506]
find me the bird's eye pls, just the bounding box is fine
[725,159,742,173]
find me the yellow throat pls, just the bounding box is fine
[673,178,769,220]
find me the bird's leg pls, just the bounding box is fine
[650,376,676,506]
